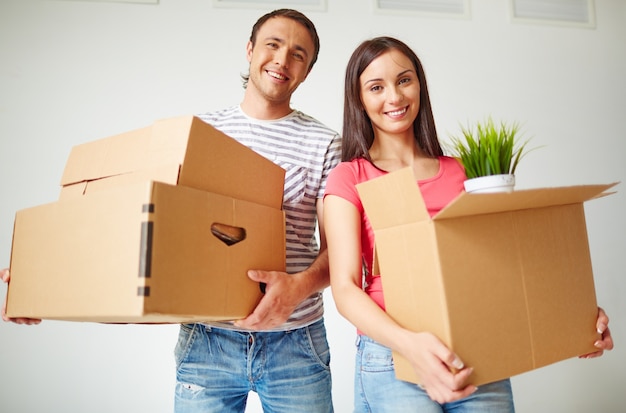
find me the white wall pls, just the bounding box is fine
[1,1,624,412]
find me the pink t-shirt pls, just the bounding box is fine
[324,156,466,311]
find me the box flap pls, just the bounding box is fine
[176,117,286,209]
[61,126,151,186]
[60,164,181,200]
[436,182,617,220]
[60,117,195,188]
[144,116,195,167]
[357,167,617,224]
[356,167,430,230]
[58,116,286,209]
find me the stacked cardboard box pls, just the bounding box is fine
[6,116,286,323]
[357,167,615,386]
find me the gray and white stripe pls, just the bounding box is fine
[197,106,341,331]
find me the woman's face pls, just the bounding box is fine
[359,49,420,139]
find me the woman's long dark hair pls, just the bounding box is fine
[342,36,443,162]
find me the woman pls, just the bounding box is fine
[323,36,613,412]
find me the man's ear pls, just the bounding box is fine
[303,67,313,82]
[245,41,253,63]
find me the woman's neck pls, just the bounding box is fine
[369,134,439,180]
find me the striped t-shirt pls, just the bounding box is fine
[197,105,342,331]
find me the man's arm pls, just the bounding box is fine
[234,198,329,330]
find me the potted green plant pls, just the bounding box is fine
[448,117,532,193]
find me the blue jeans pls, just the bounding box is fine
[354,335,515,413]
[174,318,333,413]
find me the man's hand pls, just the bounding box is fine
[233,270,306,331]
[1,268,42,325]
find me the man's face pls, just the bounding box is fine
[246,16,315,106]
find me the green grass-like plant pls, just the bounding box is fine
[448,118,532,179]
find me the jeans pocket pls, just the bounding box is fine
[174,323,197,369]
[358,336,395,373]
[304,320,331,368]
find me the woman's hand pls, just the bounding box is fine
[404,331,477,404]
[579,307,613,359]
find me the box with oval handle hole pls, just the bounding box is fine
[6,116,286,323]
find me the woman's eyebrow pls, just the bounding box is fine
[363,69,414,85]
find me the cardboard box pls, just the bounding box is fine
[6,116,286,323]
[59,115,284,210]
[356,167,616,386]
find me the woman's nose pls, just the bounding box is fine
[388,87,404,103]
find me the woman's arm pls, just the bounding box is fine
[324,195,476,403]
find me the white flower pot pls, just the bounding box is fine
[464,174,515,194]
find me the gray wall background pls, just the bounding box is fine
[1,1,624,412]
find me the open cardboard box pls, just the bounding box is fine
[6,116,286,323]
[356,167,616,386]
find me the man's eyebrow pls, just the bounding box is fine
[263,36,284,45]
[294,44,309,57]
[263,36,310,58]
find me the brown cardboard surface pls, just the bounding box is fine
[8,115,288,323]
[7,181,285,323]
[357,167,616,386]
[60,116,285,210]
[61,126,152,187]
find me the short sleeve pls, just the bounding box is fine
[324,162,363,212]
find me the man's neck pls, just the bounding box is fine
[240,89,293,121]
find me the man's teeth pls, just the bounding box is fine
[268,71,287,80]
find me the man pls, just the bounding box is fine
[173,9,340,413]
[2,8,339,412]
